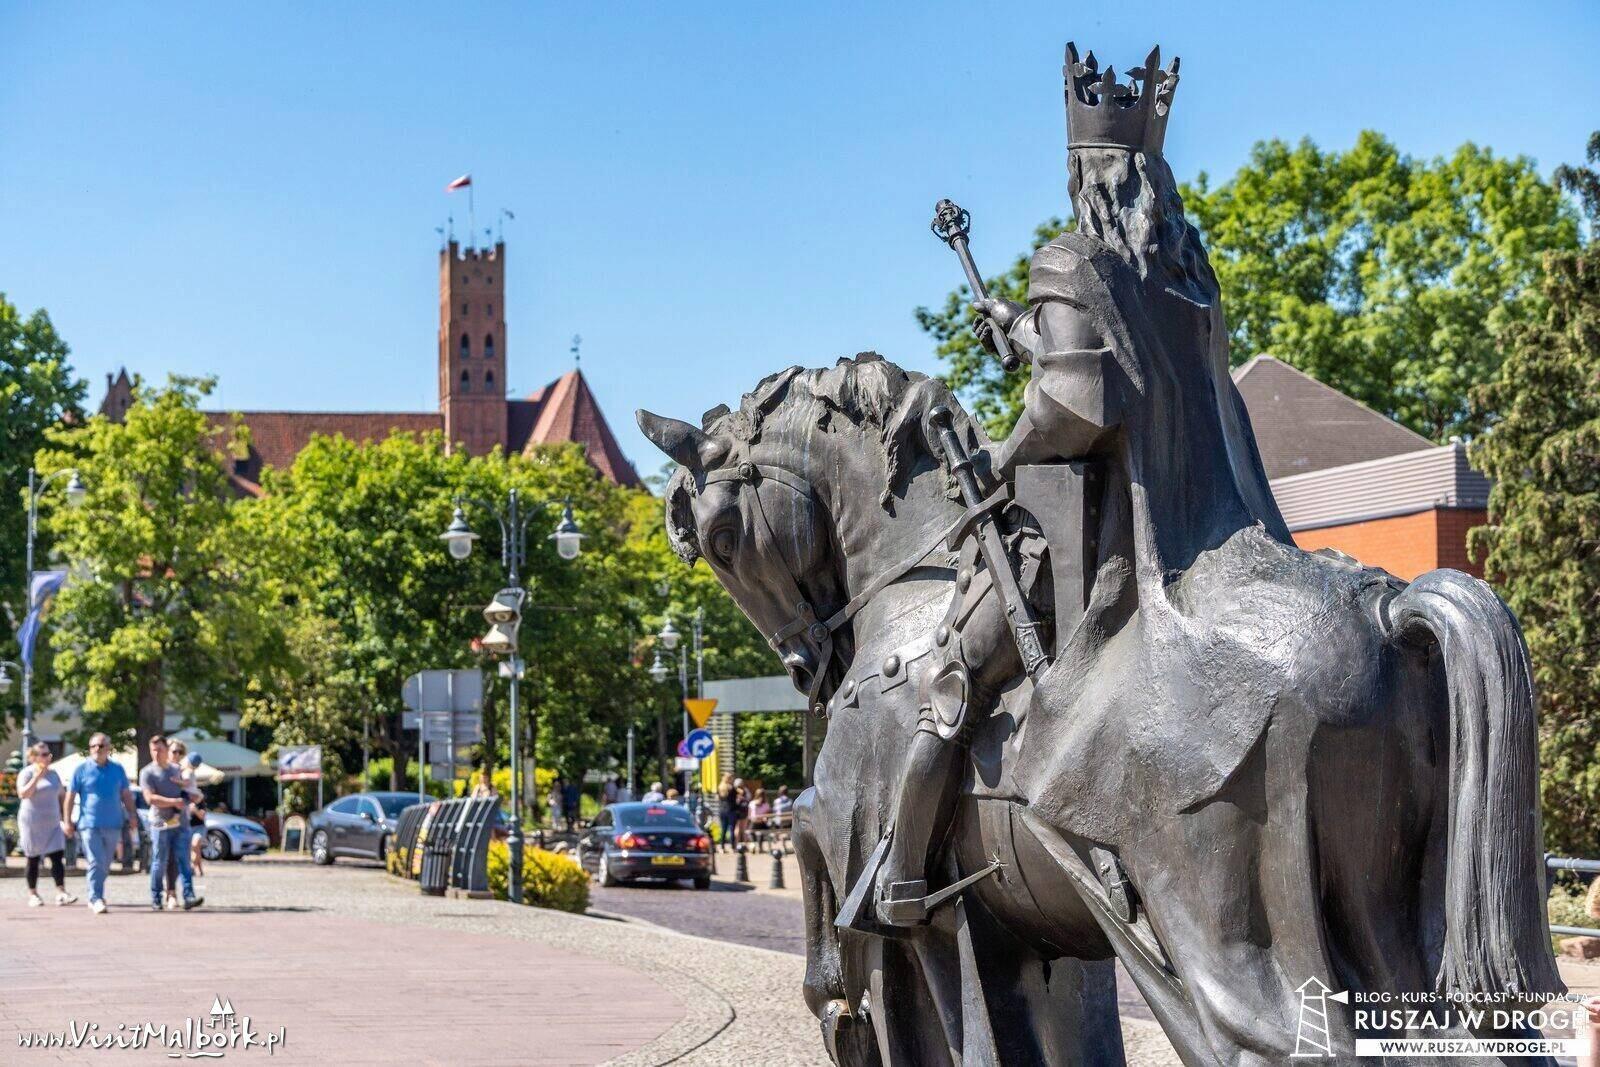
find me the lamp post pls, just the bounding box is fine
[441,490,583,904]
[20,468,86,750]
[651,607,704,804]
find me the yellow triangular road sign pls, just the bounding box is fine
[684,697,718,728]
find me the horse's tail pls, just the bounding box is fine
[1388,569,1562,999]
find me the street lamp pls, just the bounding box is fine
[20,468,87,749]
[440,489,582,904]
[648,607,705,804]
[648,648,669,684]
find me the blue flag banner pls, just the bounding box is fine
[18,569,68,668]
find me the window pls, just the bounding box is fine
[484,334,495,361]
[461,302,468,316]
[359,798,383,820]
[485,370,495,391]
[459,333,470,359]
[328,797,360,815]
[459,369,470,393]
[616,804,696,828]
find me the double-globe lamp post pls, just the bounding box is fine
[441,489,582,905]
[18,468,87,749]
[649,607,703,804]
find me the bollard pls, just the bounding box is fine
[769,847,786,889]
[734,843,750,882]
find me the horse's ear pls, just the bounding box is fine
[664,468,701,565]
[637,410,728,469]
[881,377,950,505]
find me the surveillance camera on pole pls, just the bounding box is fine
[480,587,525,656]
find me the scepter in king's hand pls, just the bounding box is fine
[931,198,1021,373]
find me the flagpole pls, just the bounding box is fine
[469,184,476,250]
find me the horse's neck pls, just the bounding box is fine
[826,460,961,655]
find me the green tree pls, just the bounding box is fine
[920,133,1578,441]
[1470,133,1600,856]
[1,296,85,653]
[36,376,283,757]
[735,711,805,788]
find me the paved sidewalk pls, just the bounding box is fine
[0,854,1181,1065]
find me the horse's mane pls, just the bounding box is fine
[698,352,922,442]
[663,352,979,564]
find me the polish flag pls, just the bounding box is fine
[445,173,472,192]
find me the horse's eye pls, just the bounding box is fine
[711,528,736,563]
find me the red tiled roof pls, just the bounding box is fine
[510,369,641,487]
[209,411,442,492]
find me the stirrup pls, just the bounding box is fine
[874,860,1004,927]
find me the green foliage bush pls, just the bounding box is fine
[485,840,589,914]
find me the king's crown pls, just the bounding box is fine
[1064,42,1180,156]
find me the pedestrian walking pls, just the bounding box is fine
[546,778,564,829]
[602,775,619,806]
[640,781,666,803]
[63,733,136,914]
[470,766,495,799]
[732,778,751,846]
[17,743,75,907]
[160,741,206,907]
[562,778,580,832]
[716,773,737,852]
[139,735,203,912]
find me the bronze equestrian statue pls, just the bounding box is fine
[638,42,1561,1065]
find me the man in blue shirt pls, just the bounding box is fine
[64,733,136,914]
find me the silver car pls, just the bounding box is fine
[201,812,270,860]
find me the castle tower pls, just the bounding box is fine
[438,239,508,455]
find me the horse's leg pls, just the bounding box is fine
[794,786,882,1066]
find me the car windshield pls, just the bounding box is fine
[615,804,695,828]
[373,795,415,818]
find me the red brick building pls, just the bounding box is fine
[1234,355,1489,580]
[100,239,640,494]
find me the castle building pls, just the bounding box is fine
[100,238,640,494]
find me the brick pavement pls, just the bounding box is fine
[0,859,684,1066]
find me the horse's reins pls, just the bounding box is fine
[702,461,966,713]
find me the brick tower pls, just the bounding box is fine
[438,239,508,455]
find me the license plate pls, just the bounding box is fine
[651,855,686,866]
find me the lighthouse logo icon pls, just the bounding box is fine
[1291,977,1349,1057]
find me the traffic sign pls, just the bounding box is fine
[686,729,715,759]
[676,738,691,758]
[683,697,718,728]
[674,756,700,772]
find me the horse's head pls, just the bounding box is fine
[638,355,968,711]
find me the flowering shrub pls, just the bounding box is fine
[486,840,589,914]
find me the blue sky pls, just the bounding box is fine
[4,2,1596,475]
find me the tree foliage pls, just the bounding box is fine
[1470,133,1600,856]
[919,133,1578,442]
[1,295,85,654]
[36,376,282,757]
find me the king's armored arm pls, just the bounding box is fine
[973,293,1123,480]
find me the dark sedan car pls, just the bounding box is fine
[577,802,712,889]
[308,791,417,865]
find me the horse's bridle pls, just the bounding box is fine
[701,460,966,714]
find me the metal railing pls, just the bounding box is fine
[1547,854,1600,938]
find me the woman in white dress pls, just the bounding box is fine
[17,743,75,907]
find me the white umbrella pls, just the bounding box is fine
[53,747,227,787]
[168,729,273,778]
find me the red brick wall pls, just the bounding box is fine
[438,241,508,456]
[1290,508,1486,582]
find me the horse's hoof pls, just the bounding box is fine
[820,999,851,1063]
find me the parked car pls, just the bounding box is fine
[307,792,417,865]
[576,802,713,889]
[201,812,270,860]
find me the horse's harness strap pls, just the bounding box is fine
[821,510,967,635]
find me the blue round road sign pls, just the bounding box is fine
[686,729,715,759]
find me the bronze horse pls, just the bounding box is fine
[637,351,1558,1063]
